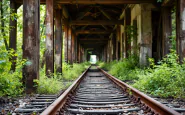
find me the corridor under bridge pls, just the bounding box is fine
[8,0,185,93]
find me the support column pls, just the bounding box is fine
[75,35,78,62]
[162,7,172,56]
[55,9,62,73]
[72,32,75,63]
[9,0,17,71]
[64,22,68,63]
[176,0,185,63]
[124,8,131,58]
[140,4,153,66]
[68,26,72,64]
[112,35,116,60]
[23,0,40,93]
[78,42,81,63]
[46,0,54,76]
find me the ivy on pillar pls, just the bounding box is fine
[23,0,40,93]
[124,8,131,58]
[55,9,62,73]
[45,0,54,76]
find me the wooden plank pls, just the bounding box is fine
[176,0,185,63]
[70,20,124,25]
[9,0,17,71]
[22,0,40,93]
[55,9,62,73]
[46,0,54,76]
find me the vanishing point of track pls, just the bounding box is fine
[40,65,181,115]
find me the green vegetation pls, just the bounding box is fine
[0,1,90,97]
[0,50,25,97]
[35,62,90,94]
[98,51,185,98]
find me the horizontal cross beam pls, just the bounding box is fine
[70,20,124,25]
[76,30,113,34]
[16,0,156,4]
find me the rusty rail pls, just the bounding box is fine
[41,66,91,115]
[99,68,180,115]
[41,66,180,115]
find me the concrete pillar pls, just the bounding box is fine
[140,4,153,66]
[23,0,40,93]
[176,0,185,63]
[46,0,54,76]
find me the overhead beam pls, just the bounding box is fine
[79,38,109,40]
[98,7,112,20]
[70,20,124,25]
[16,0,156,4]
[77,7,92,20]
[76,30,113,34]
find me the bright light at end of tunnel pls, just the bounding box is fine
[90,55,97,64]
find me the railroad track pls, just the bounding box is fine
[14,94,61,114]
[41,66,182,115]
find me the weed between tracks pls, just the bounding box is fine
[98,50,185,99]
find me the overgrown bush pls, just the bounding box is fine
[35,62,90,94]
[62,62,90,81]
[99,54,139,81]
[98,51,185,98]
[133,50,185,98]
[0,50,24,97]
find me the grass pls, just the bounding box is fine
[35,62,90,94]
[98,51,185,98]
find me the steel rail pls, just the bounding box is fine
[41,66,180,115]
[41,66,91,115]
[99,67,180,115]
